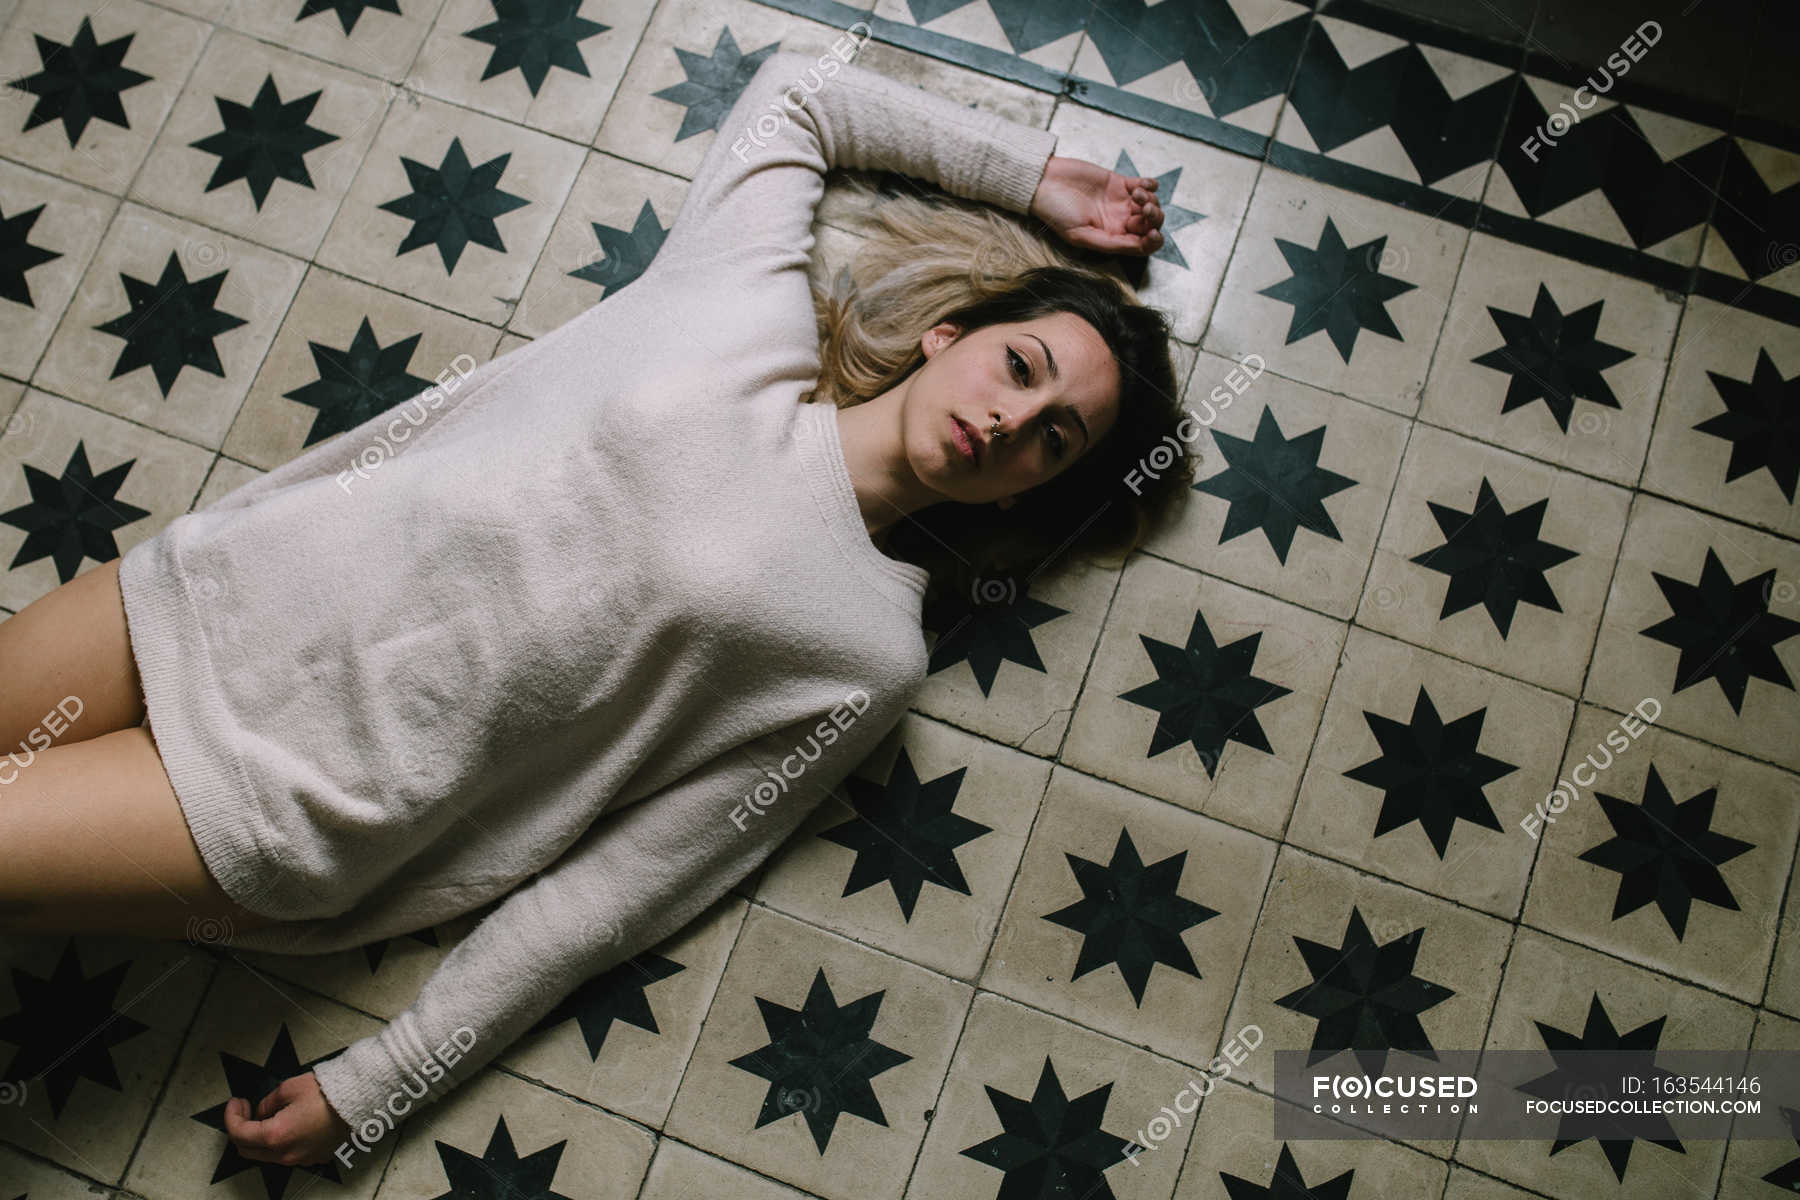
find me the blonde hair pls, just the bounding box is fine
[803,174,1198,609]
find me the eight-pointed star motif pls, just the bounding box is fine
[92,249,248,396]
[1519,994,1684,1182]
[1258,216,1416,362]
[1195,406,1355,564]
[1409,477,1578,638]
[726,967,911,1154]
[1273,906,1455,1076]
[1041,827,1217,1006]
[1694,347,1800,502]
[1470,283,1632,432]
[1639,547,1800,714]
[297,0,401,36]
[463,0,612,97]
[818,746,992,921]
[7,16,151,147]
[0,200,63,308]
[427,1112,576,1200]
[1342,686,1516,857]
[960,1055,1138,1199]
[1219,1143,1354,1200]
[0,441,151,582]
[377,137,530,273]
[923,569,1070,696]
[190,73,338,210]
[650,26,781,142]
[1579,764,1752,940]
[1118,607,1291,778]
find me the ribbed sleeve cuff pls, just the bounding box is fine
[980,125,1058,215]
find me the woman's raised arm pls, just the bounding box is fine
[653,47,1059,272]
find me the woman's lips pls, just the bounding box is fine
[951,415,979,466]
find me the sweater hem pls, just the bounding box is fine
[118,523,324,921]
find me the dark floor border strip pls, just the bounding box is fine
[1315,0,1527,69]
[1473,205,1694,292]
[1517,49,1739,134]
[1266,142,1484,224]
[1690,266,1800,327]
[760,0,879,40]
[1729,110,1800,156]
[754,0,1799,331]
[1062,78,1272,161]
[861,11,1071,96]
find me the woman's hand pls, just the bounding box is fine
[223,1072,354,1168]
[1029,155,1165,256]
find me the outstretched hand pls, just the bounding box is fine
[1028,155,1165,256]
[223,1071,354,1168]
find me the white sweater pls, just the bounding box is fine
[117,51,1057,1136]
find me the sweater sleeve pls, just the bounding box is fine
[654,48,1058,273]
[306,695,908,1147]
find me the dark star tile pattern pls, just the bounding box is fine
[1273,906,1456,1076]
[0,201,61,308]
[1220,1142,1354,1200]
[463,0,612,97]
[428,1112,576,1199]
[651,27,782,143]
[0,941,150,1118]
[1040,827,1217,1006]
[1342,686,1516,857]
[283,315,436,446]
[726,967,911,1154]
[1195,406,1356,564]
[190,74,338,211]
[3,2,1799,1197]
[297,0,402,37]
[1470,284,1633,433]
[1408,478,1578,638]
[1519,994,1685,1182]
[189,1024,348,1191]
[1579,764,1753,941]
[0,440,151,582]
[1259,216,1416,362]
[1118,607,1292,777]
[1694,348,1800,503]
[378,137,530,274]
[569,199,668,299]
[959,1055,1137,1199]
[922,570,1069,697]
[7,16,152,148]
[1639,547,1800,715]
[92,250,248,396]
[818,746,992,920]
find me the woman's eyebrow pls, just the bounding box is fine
[1028,333,1059,380]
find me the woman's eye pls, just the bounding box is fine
[1008,348,1028,382]
[1046,424,1066,457]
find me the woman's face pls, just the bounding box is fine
[905,311,1121,508]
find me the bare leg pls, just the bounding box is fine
[0,557,146,752]
[0,725,279,940]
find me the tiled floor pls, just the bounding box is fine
[2,0,1799,1198]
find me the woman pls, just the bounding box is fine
[0,49,1186,1167]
